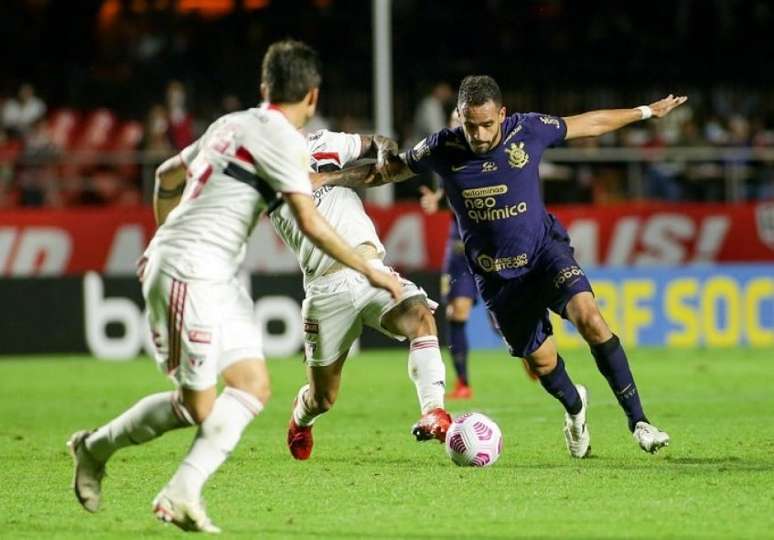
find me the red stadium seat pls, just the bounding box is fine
[46,109,81,149]
[111,120,144,150]
[74,108,117,151]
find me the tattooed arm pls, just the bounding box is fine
[310,162,385,189]
[153,154,187,226]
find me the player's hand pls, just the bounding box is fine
[365,267,403,300]
[648,94,688,118]
[419,185,443,214]
[374,135,399,172]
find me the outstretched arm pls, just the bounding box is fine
[563,94,687,140]
[358,134,399,161]
[311,151,417,189]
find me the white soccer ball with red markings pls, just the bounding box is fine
[445,412,503,467]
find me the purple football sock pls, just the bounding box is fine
[538,356,582,415]
[590,334,647,432]
[448,321,469,385]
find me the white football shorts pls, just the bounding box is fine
[302,260,437,367]
[142,255,263,390]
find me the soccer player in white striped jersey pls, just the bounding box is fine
[270,129,452,461]
[66,40,401,534]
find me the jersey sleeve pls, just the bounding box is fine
[179,138,201,168]
[522,112,567,147]
[307,130,362,169]
[404,130,445,174]
[248,127,313,196]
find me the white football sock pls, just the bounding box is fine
[408,336,446,413]
[167,387,263,501]
[85,391,194,462]
[291,384,322,427]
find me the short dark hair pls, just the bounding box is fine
[457,75,502,108]
[261,39,322,103]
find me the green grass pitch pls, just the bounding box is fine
[1,348,773,539]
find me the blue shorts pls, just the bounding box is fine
[486,227,593,358]
[441,239,478,304]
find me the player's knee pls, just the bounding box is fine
[526,357,555,377]
[575,309,607,342]
[447,299,472,322]
[185,399,214,425]
[416,305,437,336]
[222,359,272,404]
[233,377,271,405]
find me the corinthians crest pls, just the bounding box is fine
[505,142,529,169]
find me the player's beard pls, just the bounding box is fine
[469,127,501,155]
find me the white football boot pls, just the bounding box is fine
[633,421,670,454]
[153,489,221,534]
[67,430,106,513]
[563,384,591,458]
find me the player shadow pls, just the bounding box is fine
[662,456,772,471]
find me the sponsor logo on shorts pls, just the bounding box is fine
[304,319,319,334]
[553,265,585,288]
[188,330,212,344]
[476,253,528,272]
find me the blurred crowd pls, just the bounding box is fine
[2,78,774,209]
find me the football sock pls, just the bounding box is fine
[292,384,322,427]
[538,356,582,415]
[408,336,446,413]
[590,334,647,432]
[85,391,194,462]
[448,321,469,385]
[167,387,262,501]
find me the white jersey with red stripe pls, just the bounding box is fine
[270,129,386,287]
[145,104,313,281]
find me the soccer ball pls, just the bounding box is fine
[445,412,503,467]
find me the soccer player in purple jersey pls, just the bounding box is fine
[326,76,686,457]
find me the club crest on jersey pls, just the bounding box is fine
[482,161,498,173]
[506,142,529,169]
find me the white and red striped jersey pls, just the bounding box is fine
[145,104,312,280]
[270,130,386,286]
